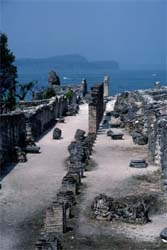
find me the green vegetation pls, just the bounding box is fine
[0,33,17,112]
[65,89,74,103]
[43,87,55,99]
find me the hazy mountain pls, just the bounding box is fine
[16,54,119,70]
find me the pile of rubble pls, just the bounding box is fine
[91,193,158,224]
[113,87,167,191]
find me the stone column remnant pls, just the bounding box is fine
[103,76,110,98]
[89,83,104,133]
[81,78,87,97]
[45,202,67,234]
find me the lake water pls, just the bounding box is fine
[15,61,167,97]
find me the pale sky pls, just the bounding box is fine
[0,0,166,67]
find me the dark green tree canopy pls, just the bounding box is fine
[0,33,17,111]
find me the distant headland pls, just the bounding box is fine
[16,54,120,70]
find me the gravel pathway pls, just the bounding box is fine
[0,103,88,250]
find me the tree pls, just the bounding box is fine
[16,81,37,101]
[43,87,55,99]
[0,33,17,112]
[65,88,74,104]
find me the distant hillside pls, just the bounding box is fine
[16,54,88,64]
[16,54,119,70]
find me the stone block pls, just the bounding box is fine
[160,228,167,242]
[111,132,124,140]
[45,202,67,234]
[53,128,62,140]
[129,159,148,168]
[61,176,78,195]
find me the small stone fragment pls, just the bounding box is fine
[111,132,124,140]
[160,228,167,242]
[53,128,62,140]
[129,159,148,168]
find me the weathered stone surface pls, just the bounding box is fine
[61,175,78,195]
[66,170,81,185]
[113,87,167,191]
[103,76,110,98]
[35,234,62,250]
[57,117,65,123]
[81,78,87,97]
[48,70,60,86]
[68,103,79,115]
[131,132,148,145]
[106,130,113,137]
[57,190,76,206]
[25,145,40,153]
[53,128,62,140]
[160,228,167,242]
[24,96,67,140]
[74,129,86,142]
[45,202,67,234]
[68,141,86,164]
[89,83,104,133]
[91,194,113,221]
[91,193,157,224]
[0,113,26,167]
[111,132,124,140]
[14,146,27,163]
[25,138,40,153]
[109,117,121,128]
[129,159,148,168]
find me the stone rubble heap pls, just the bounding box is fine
[113,87,167,191]
[91,193,158,224]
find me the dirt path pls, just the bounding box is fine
[0,104,88,250]
[77,100,167,244]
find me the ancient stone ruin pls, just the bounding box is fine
[42,127,97,247]
[45,202,67,234]
[113,87,167,191]
[53,128,62,140]
[0,80,87,169]
[35,234,62,250]
[88,83,104,133]
[48,70,60,87]
[91,193,157,224]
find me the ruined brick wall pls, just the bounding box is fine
[157,118,167,190]
[0,113,26,167]
[24,96,67,140]
[0,96,68,167]
[89,83,104,133]
[114,87,167,191]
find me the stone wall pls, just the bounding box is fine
[0,96,67,167]
[24,96,67,140]
[113,87,167,191]
[0,112,26,168]
[89,83,104,133]
[33,81,87,101]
